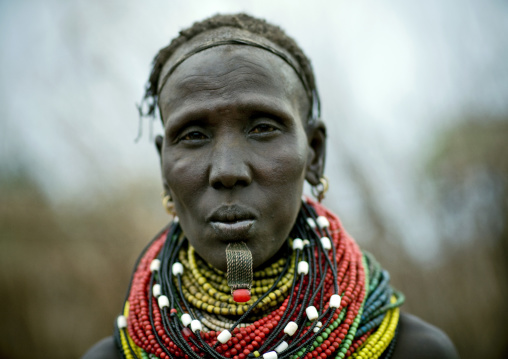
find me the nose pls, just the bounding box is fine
[209,138,252,190]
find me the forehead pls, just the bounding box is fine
[159,45,307,122]
[158,27,294,91]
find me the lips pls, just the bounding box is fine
[207,205,256,241]
[208,205,256,222]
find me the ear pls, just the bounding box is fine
[155,134,163,158]
[155,135,170,192]
[305,120,327,186]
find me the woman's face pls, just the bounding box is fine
[158,45,320,271]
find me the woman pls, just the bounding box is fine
[84,13,459,359]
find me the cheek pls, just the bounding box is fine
[257,140,308,227]
[162,151,209,211]
[263,139,309,187]
[162,154,209,240]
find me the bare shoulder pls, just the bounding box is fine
[82,336,121,359]
[392,312,460,359]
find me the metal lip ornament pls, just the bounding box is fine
[226,241,253,303]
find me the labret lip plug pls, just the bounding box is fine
[226,241,252,303]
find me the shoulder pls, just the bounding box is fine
[82,336,121,359]
[392,312,460,359]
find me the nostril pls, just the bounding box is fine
[211,177,250,190]
[212,181,224,190]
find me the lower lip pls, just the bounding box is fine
[210,220,254,238]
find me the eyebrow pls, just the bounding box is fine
[164,99,296,134]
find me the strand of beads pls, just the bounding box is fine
[197,310,254,332]
[160,207,346,358]
[222,206,343,358]
[116,200,404,359]
[355,253,405,339]
[305,200,371,359]
[351,297,400,359]
[117,302,142,359]
[247,203,362,359]
[177,245,295,314]
[378,323,400,359]
[177,245,294,317]
[193,252,293,297]
[124,233,169,358]
[153,232,298,357]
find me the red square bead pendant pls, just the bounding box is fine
[232,289,251,303]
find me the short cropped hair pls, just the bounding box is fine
[140,13,318,122]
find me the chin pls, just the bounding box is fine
[195,247,266,273]
[212,260,228,273]
[196,250,228,272]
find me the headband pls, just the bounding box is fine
[157,38,321,122]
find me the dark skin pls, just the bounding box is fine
[83,29,459,359]
[157,45,323,272]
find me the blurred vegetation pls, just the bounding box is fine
[362,117,508,359]
[1,117,507,358]
[0,175,167,358]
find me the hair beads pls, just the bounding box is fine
[116,200,403,359]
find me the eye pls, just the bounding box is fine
[179,131,208,142]
[250,123,278,134]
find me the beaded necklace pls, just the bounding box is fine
[115,199,404,359]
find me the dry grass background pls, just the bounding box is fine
[0,179,167,358]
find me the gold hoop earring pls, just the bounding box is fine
[311,175,329,202]
[161,191,176,215]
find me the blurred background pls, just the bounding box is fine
[1,0,507,358]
